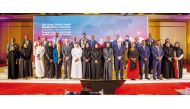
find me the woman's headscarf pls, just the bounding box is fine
[174,42,180,51]
[105,42,111,50]
[83,42,91,57]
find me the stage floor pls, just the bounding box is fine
[1,66,190,84]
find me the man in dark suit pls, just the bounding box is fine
[104,36,112,46]
[113,36,125,80]
[123,35,131,69]
[145,33,155,74]
[79,33,88,49]
[112,35,119,48]
[139,40,150,80]
[43,36,49,78]
[151,40,164,80]
[145,33,155,47]
[62,38,73,79]
[88,35,97,48]
[134,36,141,50]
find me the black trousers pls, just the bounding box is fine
[55,63,62,79]
[114,59,124,80]
[63,60,71,78]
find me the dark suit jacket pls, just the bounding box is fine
[62,44,73,61]
[151,45,164,62]
[139,46,150,59]
[88,40,97,48]
[113,43,126,61]
[145,39,155,47]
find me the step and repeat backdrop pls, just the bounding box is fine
[34,16,148,42]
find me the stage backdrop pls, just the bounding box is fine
[34,16,148,42]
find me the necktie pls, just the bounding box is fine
[157,46,160,57]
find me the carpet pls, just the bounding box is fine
[115,82,190,95]
[0,82,190,95]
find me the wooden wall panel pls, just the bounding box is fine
[149,21,187,60]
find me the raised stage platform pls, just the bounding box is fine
[0,65,190,95]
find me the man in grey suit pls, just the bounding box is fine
[62,38,73,79]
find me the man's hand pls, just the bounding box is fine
[144,58,147,61]
[95,60,99,64]
[16,60,19,64]
[85,59,89,62]
[157,57,162,61]
[107,58,111,62]
[65,57,69,61]
[168,57,172,61]
[118,56,121,60]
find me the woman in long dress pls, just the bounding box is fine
[45,42,55,78]
[127,42,140,80]
[19,43,31,79]
[99,38,106,79]
[53,42,63,79]
[35,41,45,78]
[91,43,102,79]
[71,43,83,79]
[163,42,174,79]
[173,42,184,79]
[103,42,113,80]
[7,39,20,79]
[82,42,91,79]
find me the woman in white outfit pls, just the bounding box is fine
[71,43,83,79]
[35,41,45,78]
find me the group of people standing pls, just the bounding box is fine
[126,34,184,80]
[7,32,184,80]
[7,35,33,79]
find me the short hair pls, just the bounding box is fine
[125,35,129,37]
[82,33,86,35]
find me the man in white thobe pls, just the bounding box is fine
[71,43,82,79]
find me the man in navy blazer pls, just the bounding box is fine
[145,33,155,74]
[62,38,73,79]
[139,40,150,79]
[112,35,119,48]
[113,36,125,80]
[88,35,97,48]
[145,33,155,47]
[151,40,164,80]
[134,36,141,50]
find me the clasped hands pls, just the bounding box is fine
[117,56,122,60]
[65,57,70,61]
[95,60,99,64]
[156,57,162,61]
